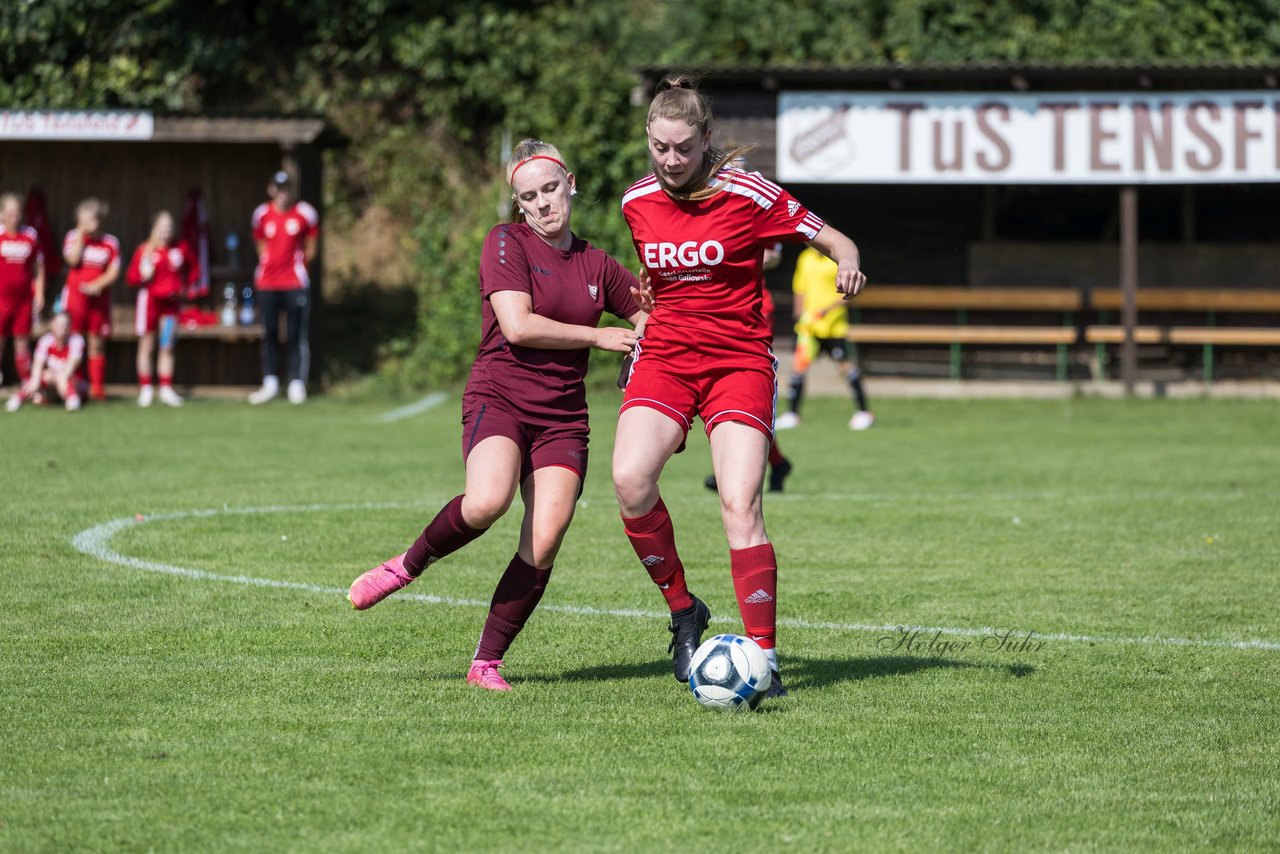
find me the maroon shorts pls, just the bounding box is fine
[620,337,778,450]
[0,296,33,338]
[461,399,589,482]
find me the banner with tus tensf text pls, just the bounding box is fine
[778,92,1280,184]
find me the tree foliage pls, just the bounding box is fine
[3,0,1278,385]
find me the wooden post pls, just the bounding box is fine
[1120,187,1139,395]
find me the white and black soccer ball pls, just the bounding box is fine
[688,634,772,712]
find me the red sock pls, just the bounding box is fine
[403,495,486,576]
[88,355,106,398]
[15,350,31,383]
[622,496,693,612]
[159,375,172,388]
[731,543,777,651]
[767,440,785,468]
[138,373,152,388]
[475,553,553,661]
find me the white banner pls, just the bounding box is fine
[778,92,1280,184]
[0,110,154,141]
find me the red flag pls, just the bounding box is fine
[181,188,210,299]
[23,188,61,280]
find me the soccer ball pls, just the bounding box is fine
[688,634,773,712]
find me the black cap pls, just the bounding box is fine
[270,170,291,186]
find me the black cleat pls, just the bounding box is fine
[768,457,793,493]
[766,669,788,698]
[703,474,718,492]
[667,596,711,682]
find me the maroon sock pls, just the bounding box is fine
[403,495,486,576]
[475,553,553,661]
[731,543,778,650]
[622,496,693,612]
[767,440,785,468]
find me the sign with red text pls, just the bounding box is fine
[777,92,1280,183]
[0,110,154,140]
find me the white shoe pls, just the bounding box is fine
[138,385,154,408]
[775,411,801,430]
[65,395,82,412]
[248,377,279,405]
[850,410,875,431]
[158,385,184,407]
[287,379,307,405]
[5,394,21,413]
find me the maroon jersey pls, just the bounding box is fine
[464,221,639,425]
[621,168,823,353]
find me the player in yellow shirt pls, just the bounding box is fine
[776,246,873,431]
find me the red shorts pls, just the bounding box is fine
[134,289,180,336]
[620,336,778,449]
[65,290,112,338]
[0,296,33,338]
[461,398,589,483]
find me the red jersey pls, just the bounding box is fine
[0,224,42,300]
[621,168,824,351]
[63,231,120,296]
[252,201,319,290]
[464,221,639,426]
[34,331,86,378]
[126,241,196,300]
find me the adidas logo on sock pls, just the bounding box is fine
[641,555,665,568]
[744,588,774,604]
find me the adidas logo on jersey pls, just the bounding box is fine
[787,199,800,217]
[744,588,774,604]
[641,555,665,568]
[642,240,725,269]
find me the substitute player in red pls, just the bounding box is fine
[348,140,646,691]
[248,171,318,405]
[0,193,45,390]
[615,77,867,697]
[126,211,197,407]
[6,312,85,412]
[62,198,119,401]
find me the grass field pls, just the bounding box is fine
[3,391,1279,851]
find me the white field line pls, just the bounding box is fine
[68,503,1280,653]
[375,392,448,423]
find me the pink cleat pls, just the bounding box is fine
[348,553,414,610]
[466,659,512,691]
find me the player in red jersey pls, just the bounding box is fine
[615,77,867,696]
[62,198,120,401]
[126,211,197,408]
[6,312,86,412]
[248,171,319,405]
[0,193,45,389]
[348,140,646,690]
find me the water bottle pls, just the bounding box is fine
[239,287,255,325]
[220,284,236,327]
[225,232,241,271]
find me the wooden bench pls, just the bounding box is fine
[1085,288,1280,382]
[846,286,1082,380]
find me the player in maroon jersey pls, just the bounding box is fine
[615,77,867,696]
[6,312,86,412]
[62,198,120,401]
[348,140,646,690]
[248,171,319,405]
[0,193,45,390]
[126,211,198,407]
